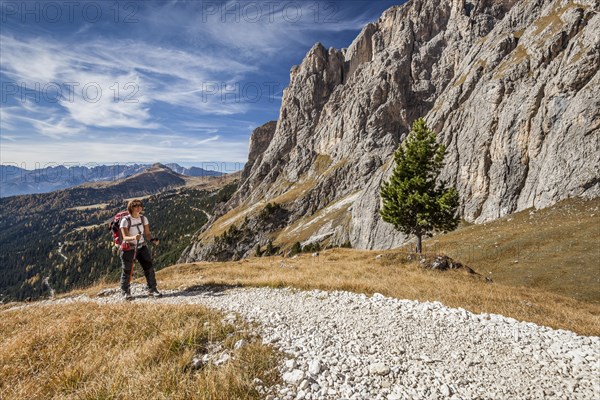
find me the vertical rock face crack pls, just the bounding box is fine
[511,161,530,215]
[583,177,600,191]
[474,146,493,221]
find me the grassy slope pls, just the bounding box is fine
[0,302,279,399]
[423,198,600,303]
[147,198,600,336]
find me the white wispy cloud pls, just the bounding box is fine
[0,102,84,138]
[177,0,381,58]
[0,33,259,135]
[1,0,391,165]
[28,116,84,138]
[1,135,249,165]
[0,107,16,131]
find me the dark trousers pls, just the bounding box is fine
[120,245,157,292]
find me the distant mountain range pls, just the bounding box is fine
[0,164,239,301]
[0,163,225,197]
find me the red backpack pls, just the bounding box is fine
[109,211,133,251]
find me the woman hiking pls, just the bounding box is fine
[120,199,161,300]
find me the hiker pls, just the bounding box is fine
[120,199,161,299]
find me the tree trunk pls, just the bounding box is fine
[415,233,422,253]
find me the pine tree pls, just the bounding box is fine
[264,240,275,256]
[380,118,459,253]
[290,242,302,257]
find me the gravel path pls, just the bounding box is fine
[39,285,600,399]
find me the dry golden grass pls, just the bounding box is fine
[199,176,318,241]
[532,2,581,37]
[0,302,280,400]
[200,202,260,239]
[425,198,600,303]
[313,154,333,175]
[196,160,351,246]
[66,203,109,211]
[269,178,317,205]
[155,248,600,337]
[0,303,19,312]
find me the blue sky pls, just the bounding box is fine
[1,0,401,170]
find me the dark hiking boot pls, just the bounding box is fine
[121,290,133,301]
[148,288,162,298]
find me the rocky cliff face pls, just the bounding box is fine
[351,0,600,248]
[182,0,599,261]
[241,121,277,180]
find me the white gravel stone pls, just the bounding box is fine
[283,369,305,385]
[440,383,452,397]
[234,339,247,350]
[369,363,390,376]
[308,359,322,375]
[285,359,296,370]
[213,352,230,366]
[299,379,310,390]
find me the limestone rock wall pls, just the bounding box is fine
[183,0,599,261]
[241,121,277,181]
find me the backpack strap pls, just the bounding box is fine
[128,215,145,235]
[140,216,147,234]
[123,216,144,248]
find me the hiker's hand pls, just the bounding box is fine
[135,234,142,241]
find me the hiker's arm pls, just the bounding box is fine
[144,224,159,245]
[121,227,141,242]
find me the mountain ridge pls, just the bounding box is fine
[0,162,226,198]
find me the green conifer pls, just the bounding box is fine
[380,118,459,253]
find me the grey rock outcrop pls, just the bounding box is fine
[351,0,600,248]
[241,121,277,181]
[431,0,600,222]
[230,42,347,207]
[183,0,599,260]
